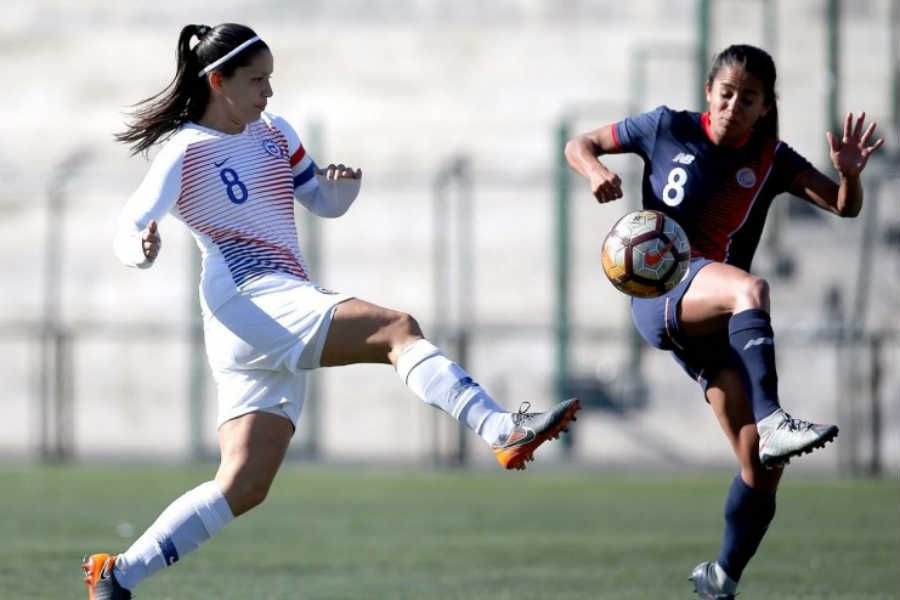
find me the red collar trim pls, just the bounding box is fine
[701,111,751,148]
[700,111,714,140]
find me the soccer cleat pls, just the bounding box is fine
[82,553,131,600]
[492,398,581,470]
[689,561,736,599]
[757,408,838,468]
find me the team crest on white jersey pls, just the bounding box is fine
[736,167,757,188]
[672,152,695,165]
[262,138,287,159]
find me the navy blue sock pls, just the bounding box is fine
[728,308,781,422]
[716,474,777,582]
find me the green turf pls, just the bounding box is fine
[1,465,897,599]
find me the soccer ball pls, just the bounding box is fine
[601,209,691,298]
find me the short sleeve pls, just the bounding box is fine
[772,141,815,192]
[613,105,667,159]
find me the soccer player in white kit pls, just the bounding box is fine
[82,23,581,599]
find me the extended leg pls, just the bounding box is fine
[680,263,837,467]
[320,298,580,469]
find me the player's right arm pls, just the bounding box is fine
[113,141,184,268]
[564,124,624,203]
[567,106,667,204]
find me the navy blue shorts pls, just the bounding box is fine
[630,257,731,391]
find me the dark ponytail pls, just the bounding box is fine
[707,44,779,139]
[116,23,268,155]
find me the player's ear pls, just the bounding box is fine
[704,81,712,104]
[207,71,224,93]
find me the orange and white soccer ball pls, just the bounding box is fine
[601,210,691,298]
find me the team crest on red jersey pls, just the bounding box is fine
[736,167,757,188]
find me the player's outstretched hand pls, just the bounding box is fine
[826,112,884,178]
[589,166,623,203]
[317,163,362,181]
[142,220,161,262]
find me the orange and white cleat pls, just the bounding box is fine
[82,553,131,600]
[492,398,581,470]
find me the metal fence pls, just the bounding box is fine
[3,152,896,474]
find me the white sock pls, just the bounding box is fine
[113,481,233,591]
[713,561,739,594]
[395,339,511,444]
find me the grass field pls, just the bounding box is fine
[1,465,897,599]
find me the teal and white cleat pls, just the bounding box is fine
[757,408,838,468]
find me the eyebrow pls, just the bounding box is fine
[720,83,760,95]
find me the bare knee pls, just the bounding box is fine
[214,412,292,517]
[377,311,423,364]
[386,311,423,347]
[216,465,276,516]
[733,275,770,313]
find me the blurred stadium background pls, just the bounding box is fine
[2,0,896,472]
[1,1,898,598]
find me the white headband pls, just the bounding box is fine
[197,35,262,77]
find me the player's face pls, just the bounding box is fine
[218,49,274,125]
[704,65,770,145]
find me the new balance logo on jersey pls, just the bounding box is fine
[672,152,695,165]
[743,337,773,350]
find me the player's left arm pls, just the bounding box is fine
[306,163,362,218]
[790,112,884,218]
[270,114,362,218]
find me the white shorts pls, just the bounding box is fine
[203,275,351,428]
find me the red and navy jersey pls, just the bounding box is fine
[612,105,814,271]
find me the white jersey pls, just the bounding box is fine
[115,113,359,314]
